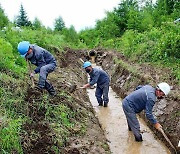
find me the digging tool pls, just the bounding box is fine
[69,84,84,93]
[159,127,177,154]
[26,59,35,88]
[79,58,84,63]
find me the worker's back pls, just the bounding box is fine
[125,85,156,113]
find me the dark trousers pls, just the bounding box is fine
[95,83,109,104]
[122,99,142,140]
[38,63,56,90]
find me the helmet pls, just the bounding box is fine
[83,61,91,68]
[157,82,170,95]
[17,41,30,57]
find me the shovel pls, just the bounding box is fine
[26,59,35,88]
[159,127,177,154]
[69,84,84,93]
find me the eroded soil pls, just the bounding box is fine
[21,48,110,153]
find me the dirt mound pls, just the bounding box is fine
[20,47,110,153]
[22,122,54,154]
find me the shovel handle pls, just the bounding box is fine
[159,128,177,154]
[26,59,35,88]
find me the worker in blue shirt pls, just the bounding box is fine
[122,82,171,142]
[82,61,110,107]
[17,41,57,96]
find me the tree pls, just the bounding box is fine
[15,4,31,27]
[95,12,120,40]
[0,4,9,29]
[114,0,139,35]
[172,0,180,18]
[32,17,43,30]
[54,16,65,31]
[79,28,99,48]
[62,25,78,44]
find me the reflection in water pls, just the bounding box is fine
[87,87,170,154]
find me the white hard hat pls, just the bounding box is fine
[157,82,170,95]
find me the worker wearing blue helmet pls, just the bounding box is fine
[82,61,110,107]
[17,41,57,96]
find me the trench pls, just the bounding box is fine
[87,64,171,154]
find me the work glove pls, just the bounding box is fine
[154,122,162,131]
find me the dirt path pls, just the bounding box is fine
[87,65,170,154]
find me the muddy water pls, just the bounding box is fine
[87,66,170,154]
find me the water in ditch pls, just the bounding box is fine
[87,66,170,154]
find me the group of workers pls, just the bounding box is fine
[17,41,171,142]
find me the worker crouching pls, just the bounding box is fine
[122,82,170,142]
[17,41,57,96]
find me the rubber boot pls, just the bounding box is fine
[135,134,143,142]
[45,81,56,96]
[98,102,103,106]
[48,86,56,96]
[128,125,132,131]
[104,102,108,107]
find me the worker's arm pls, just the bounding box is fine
[145,99,157,124]
[89,70,100,86]
[154,122,162,131]
[34,53,46,73]
[82,83,90,89]
[135,85,143,90]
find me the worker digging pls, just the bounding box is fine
[81,61,110,107]
[17,41,57,96]
[122,82,171,142]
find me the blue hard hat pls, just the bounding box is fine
[17,41,30,57]
[83,61,92,68]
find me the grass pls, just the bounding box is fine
[0,118,24,153]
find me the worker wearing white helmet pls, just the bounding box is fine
[122,82,170,142]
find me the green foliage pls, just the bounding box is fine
[157,23,180,59]
[0,5,9,29]
[54,16,65,31]
[0,7,89,153]
[46,103,74,127]
[96,12,120,40]
[0,72,27,117]
[156,0,178,16]
[0,118,23,153]
[114,0,138,34]
[62,26,79,46]
[139,10,154,31]
[0,38,25,76]
[15,4,31,27]
[78,0,180,81]
[3,26,65,53]
[127,7,140,30]
[79,28,99,48]
[32,17,43,30]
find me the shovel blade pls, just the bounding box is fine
[69,84,77,93]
